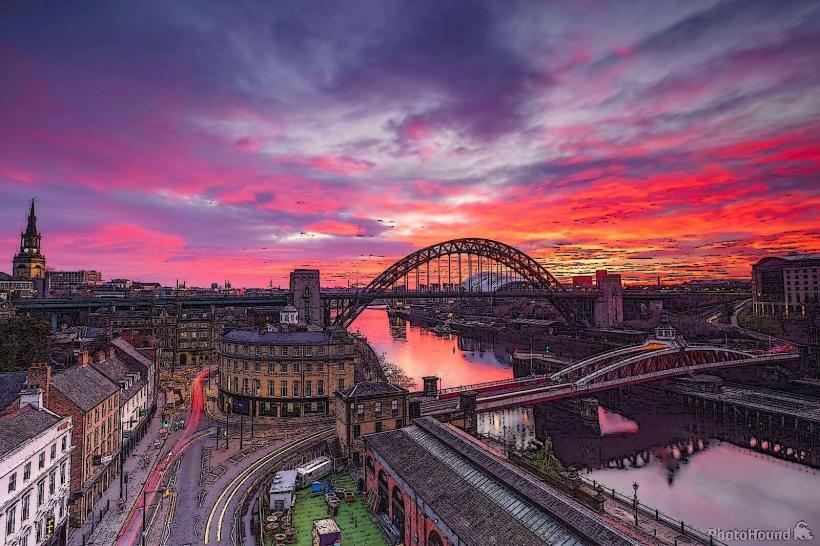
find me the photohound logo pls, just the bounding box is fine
[794,521,814,541]
[709,521,814,542]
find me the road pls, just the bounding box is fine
[116,368,211,546]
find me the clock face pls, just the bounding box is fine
[24,248,29,253]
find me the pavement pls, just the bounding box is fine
[68,392,169,546]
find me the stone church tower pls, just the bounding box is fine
[13,199,46,279]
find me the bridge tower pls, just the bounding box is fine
[289,269,323,326]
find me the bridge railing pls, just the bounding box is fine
[437,374,553,396]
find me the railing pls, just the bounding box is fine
[579,476,728,546]
[437,374,552,396]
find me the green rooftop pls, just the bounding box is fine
[263,473,387,546]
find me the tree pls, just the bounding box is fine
[378,353,416,389]
[0,316,50,372]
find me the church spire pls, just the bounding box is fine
[25,199,38,236]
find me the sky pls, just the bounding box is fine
[1,0,819,287]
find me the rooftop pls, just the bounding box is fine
[365,417,635,546]
[268,470,297,494]
[0,406,64,460]
[51,364,119,412]
[222,328,349,344]
[337,381,408,400]
[92,356,144,402]
[0,372,27,412]
[112,337,154,370]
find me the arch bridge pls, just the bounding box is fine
[327,238,590,328]
[422,343,801,414]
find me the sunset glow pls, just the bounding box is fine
[1,1,818,286]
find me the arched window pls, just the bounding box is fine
[303,286,311,297]
[428,530,444,546]
[377,470,389,514]
[391,487,405,539]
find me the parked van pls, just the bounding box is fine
[295,456,332,488]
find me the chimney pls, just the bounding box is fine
[108,346,116,358]
[76,348,91,366]
[96,351,106,363]
[20,388,44,410]
[26,363,51,407]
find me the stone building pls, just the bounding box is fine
[217,307,356,418]
[753,254,820,316]
[289,269,322,326]
[0,392,72,546]
[334,381,409,464]
[27,358,120,527]
[12,200,46,281]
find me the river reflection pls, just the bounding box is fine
[478,395,820,544]
[350,308,513,389]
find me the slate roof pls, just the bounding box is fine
[92,356,144,403]
[51,365,119,412]
[0,372,27,412]
[222,329,338,344]
[0,406,64,459]
[365,418,636,546]
[337,381,408,400]
[112,337,153,371]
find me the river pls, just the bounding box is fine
[351,308,820,544]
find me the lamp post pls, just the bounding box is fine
[141,486,171,546]
[632,481,639,526]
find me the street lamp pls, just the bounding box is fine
[632,481,639,526]
[141,486,172,546]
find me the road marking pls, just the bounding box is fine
[203,428,332,544]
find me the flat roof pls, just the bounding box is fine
[269,470,298,494]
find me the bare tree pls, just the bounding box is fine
[378,352,416,389]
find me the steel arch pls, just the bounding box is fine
[331,237,589,327]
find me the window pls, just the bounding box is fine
[396,418,404,428]
[61,435,67,452]
[304,347,312,357]
[50,444,56,460]
[375,421,383,433]
[242,378,249,394]
[243,361,248,372]
[21,493,30,521]
[353,425,361,438]
[338,378,345,391]
[293,381,301,397]
[375,402,382,417]
[267,363,274,374]
[60,462,66,485]
[6,505,16,535]
[253,379,260,395]
[280,383,288,397]
[292,346,300,357]
[318,346,325,356]
[392,400,399,412]
[357,404,364,416]
[8,471,16,492]
[254,362,261,373]
[305,362,312,374]
[49,472,55,495]
[23,463,31,481]
[268,381,275,397]
[317,363,324,373]
[38,452,45,469]
[280,362,288,374]
[337,362,345,371]
[282,346,289,357]
[317,380,325,396]
[305,381,312,397]
[35,519,42,543]
[293,362,301,373]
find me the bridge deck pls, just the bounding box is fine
[670,383,820,423]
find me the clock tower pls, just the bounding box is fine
[12,199,46,279]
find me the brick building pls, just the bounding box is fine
[364,417,634,546]
[334,381,409,464]
[27,357,121,527]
